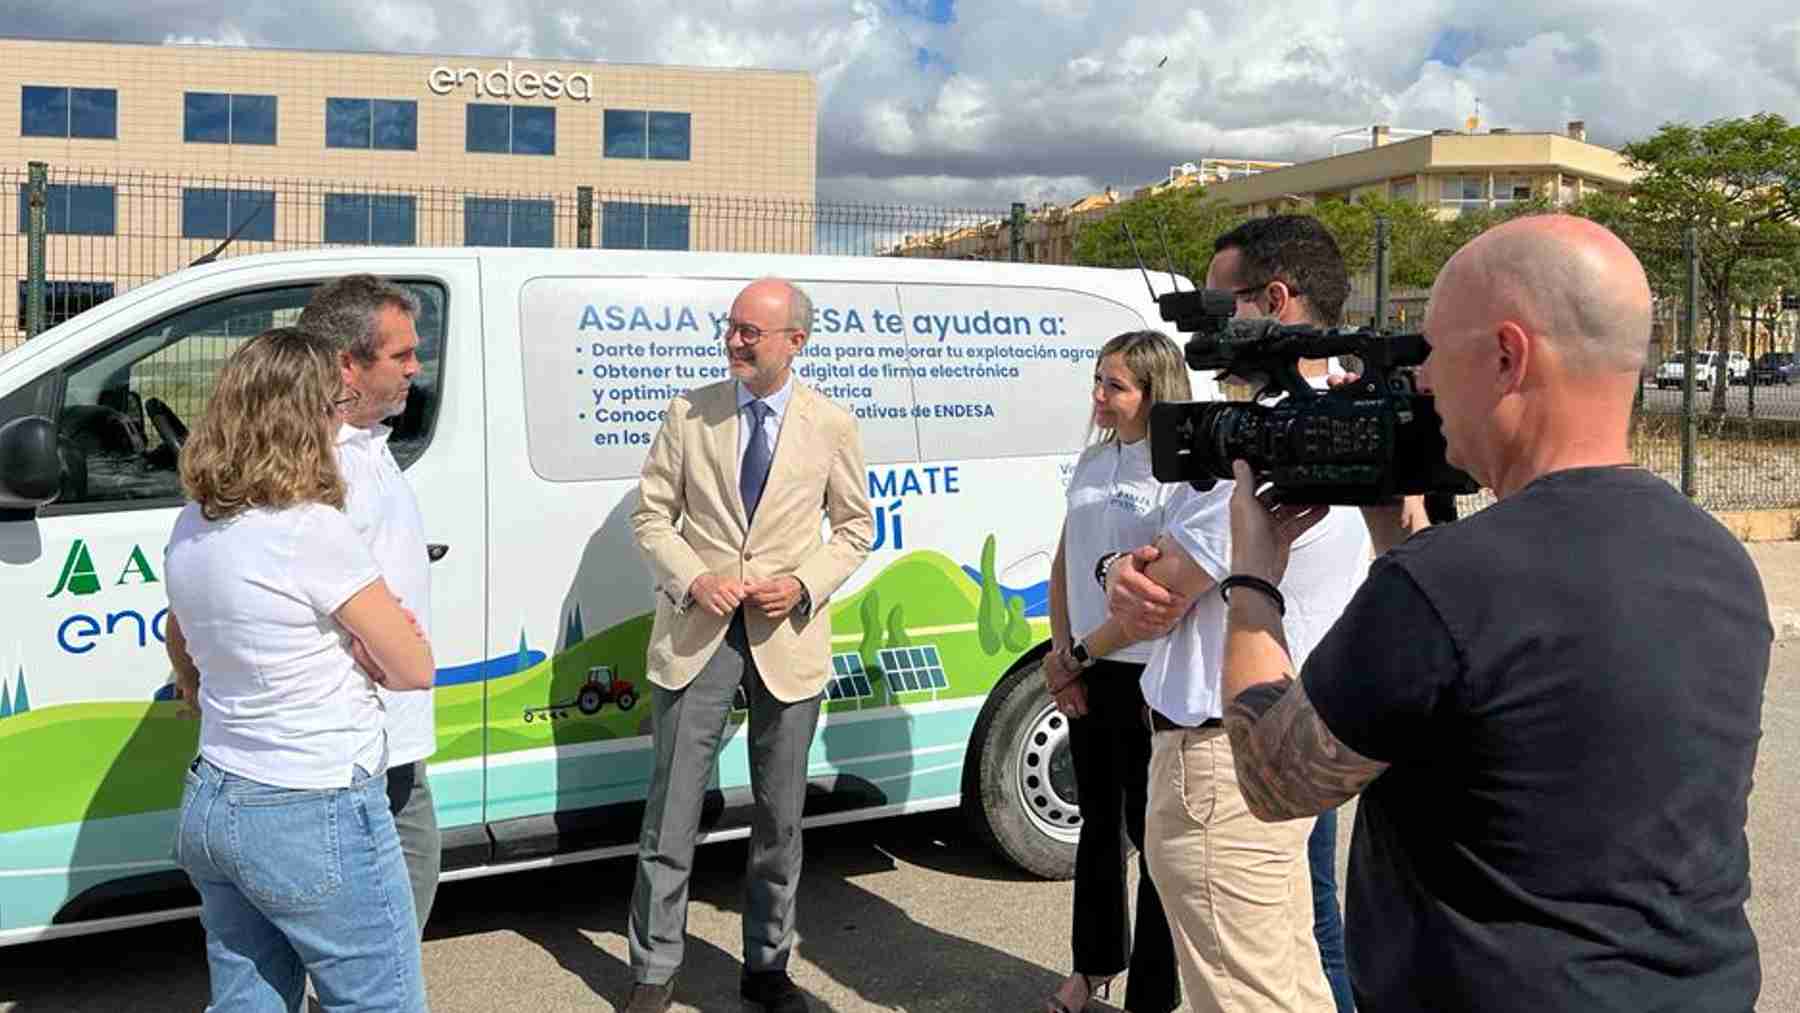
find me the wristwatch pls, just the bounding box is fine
[1093,551,1123,590]
[1068,638,1096,669]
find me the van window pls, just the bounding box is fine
[39,281,447,513]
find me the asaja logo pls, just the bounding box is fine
[47,539,160,598]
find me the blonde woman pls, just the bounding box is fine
[1041,330,1191,1013]
[163,326,434,1012]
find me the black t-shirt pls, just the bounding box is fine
[1303,466,1771,1013]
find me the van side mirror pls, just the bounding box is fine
[0,415,63,512]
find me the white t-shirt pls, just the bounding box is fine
[165,502,385,789]
[1062,437,1177,663]
[1138,483,1374,726]
[338,422,434,765]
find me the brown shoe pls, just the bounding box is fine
[622,978,676,1013]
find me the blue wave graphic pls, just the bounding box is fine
[150,648,548,701]
[435,650,548,686]
[959,566,1052,618]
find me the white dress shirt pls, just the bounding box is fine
[337,421,435,766]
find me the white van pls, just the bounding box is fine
[0,248,1218,946]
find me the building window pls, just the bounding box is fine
[181,188,276,241]
[184,92,278,145]
[1390,177,1417,202]
[601,202,690,250]
[463,197,554,247]
[21,86,118,139]
[324,193,417,245]
[1493,174,1536,204]
[604,109,691,160]
[325,98,418,150]
[1438,174,1488,214]
[16,184,116,235]
[465,104,555,155]
[15,280,114,329]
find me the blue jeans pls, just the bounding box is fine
[1309,806,1354,1013]
[174,755,427,1012]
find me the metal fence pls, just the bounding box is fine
[8,160,1799,512]
[1346,223,1800,513]
[3,161,1008,350]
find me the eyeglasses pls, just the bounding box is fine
[724,320,801,344]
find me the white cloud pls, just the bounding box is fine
[9,0,1798,209]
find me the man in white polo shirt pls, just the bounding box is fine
[298,274,438,934]
[1095,216,1379,1012]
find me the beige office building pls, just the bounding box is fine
[1,36,816,345]
[1206,121,1636,217]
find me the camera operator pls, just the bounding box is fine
[1099,215,1378,1012]
[1218,213,1771,1013]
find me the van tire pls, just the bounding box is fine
[963,658,1080,880]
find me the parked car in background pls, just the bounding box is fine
[1752,351,1796,385]
[1654,350,1750,389]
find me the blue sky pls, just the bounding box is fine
[3,0,1796,210]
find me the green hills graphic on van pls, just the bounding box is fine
[0,542,1048,832]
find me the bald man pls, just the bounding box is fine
[1211,215,1772,1012]
[624,277,873,1013]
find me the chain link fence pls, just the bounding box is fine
[3,161,1006,351]
[7,161,1799,511]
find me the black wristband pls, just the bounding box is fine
[1219,574,1286,615]
[1094,551,1122,590]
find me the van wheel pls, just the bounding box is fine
[964,659,1080,879]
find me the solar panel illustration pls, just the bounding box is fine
[877,645,948,692]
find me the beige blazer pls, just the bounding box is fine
[631,378,874,701]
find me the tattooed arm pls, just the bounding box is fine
[1219,591,1389,821]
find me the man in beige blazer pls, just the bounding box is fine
[623,277,874,1013]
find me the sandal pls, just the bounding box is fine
[1044,972,1111,1013]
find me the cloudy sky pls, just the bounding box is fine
[7,0,1799,210]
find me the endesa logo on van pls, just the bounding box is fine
[45,538,170,655]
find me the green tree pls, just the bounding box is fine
[1609,113,1800,413]
[1072,185,1248,280]
[858,590,884,672]
[976,534,1005,655]
[1002,596,1032,652]
[12,670,26,716]
[885,604,912,649]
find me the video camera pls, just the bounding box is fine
[1145,286,1479,507]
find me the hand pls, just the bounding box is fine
[1052,674,1089,719]
[743,576,805,619]
[350,636,389,687]
[1042,645,1079,694]
[689,573,747,616]
[1228,460,1328,583]
[400,606,424,640]
[173,669,200,720]
[1106,545,1188,640]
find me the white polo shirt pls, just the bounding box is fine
[1062,437,1177,663]
[1138,370,1375,725]
[338,422,434,766]
[166,503,386,789]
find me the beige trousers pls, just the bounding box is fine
[1144,725,1334,1013]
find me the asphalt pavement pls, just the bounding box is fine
[4,541,1799,1013]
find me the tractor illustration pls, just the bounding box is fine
[522,665,637,723]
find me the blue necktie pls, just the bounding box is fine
[740,400,773,522]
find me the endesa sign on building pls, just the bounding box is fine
[427,60,594,101]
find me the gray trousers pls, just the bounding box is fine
[628,611,823,985]
[386,758,441,936]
